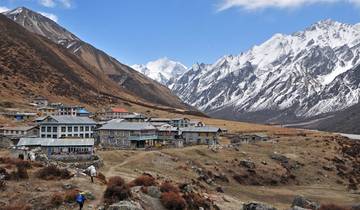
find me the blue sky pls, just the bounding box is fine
[1,0,360,66]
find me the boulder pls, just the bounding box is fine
[290,206,310,210]
[108,201,144,210]
[291,196,320,210]
[146,186,161,198]
[240,160,256,169]
[243,202,277,210]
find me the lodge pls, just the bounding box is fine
[180,126,222,145]
[38,115,96,139]
[16,138,94,160]
[98,122,158,148]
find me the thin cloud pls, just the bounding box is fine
[217,0,360,11]
[39,0,56,8]
[39,12,58,22]
[38,0,72,8]
[0,6,10,13]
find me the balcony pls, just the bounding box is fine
[128,135,158,141]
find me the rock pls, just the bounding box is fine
[240,160,256,169]
[215,186,224,193]
[352,204,360,210]
[290,206,309,210]
[62,183,78,190]
[243,202,277,210]
[84,191,96,200]
[35,187,45,192]
[108,201,144,210]
[291,196,320,210]
[146,186,161,198]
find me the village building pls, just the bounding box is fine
[153,123,179,143]
[189,120,206,127]
[38,116,96,139]
[148,118,172,124]
[32,96,48,107]
[16,138,94,160]
[76,108,91,117]
[120,114,147,122]
[170,118,190,128]
[0,126,39,138]
[99,107,133,120]
[37,106,58,116]
[48,103,85,116]
[0,112,38,121]
[232,133,269,144]
[98,122,158,149]
[180,126,222,145]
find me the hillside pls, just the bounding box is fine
[3,7,189,109]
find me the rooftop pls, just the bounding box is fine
[111,107,129,113]
[40,116,96,124]
[99,122,156,131]
[180,126,221,133]
[0,126,37,131]
[17,138,94,147]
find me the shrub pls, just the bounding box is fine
[160,192,186,210]
[160,182,180,193]
[104,176,131,205]
[36,165,72,180]
[183,192,211,210]
[129,174,156,187]
[50,193,64,207]
[104,185,131,204]
[10,163,29,180]
[319,204,351,210]
[64,190,78,203]
[107,176,125,187]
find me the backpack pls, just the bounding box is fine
[76,194,85,204]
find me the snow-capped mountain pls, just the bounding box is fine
[132,58,188,87]
[3,7,81,53]
[172,19,360,123]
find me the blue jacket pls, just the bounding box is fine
[76,194,86,204]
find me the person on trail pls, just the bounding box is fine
[76,192,86,210]
[86,165,97,183]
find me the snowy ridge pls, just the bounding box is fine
[172,19,360,123]
[132,57,188,86]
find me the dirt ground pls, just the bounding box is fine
[0,118,359,209]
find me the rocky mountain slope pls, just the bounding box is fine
[132,57,187,87]
[172,19,360,124]
[3,7,188,109]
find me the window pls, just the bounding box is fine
[41,127,45,132]
[47,126,51,132]
[80,126,84,132]
[91,126,95,131]
[53,135,57,138]
[74,126,78,132]
[16,131,19,134]
[68,126,72,132]
[85,133,89,138]
[85,126,89,131]
[80,134,84,138]
[68,134,72,137]
[53,127,57,132]
[61,134,66,138]
[61,127,66,132]
[41,134,45,138]
[47,134,51,138]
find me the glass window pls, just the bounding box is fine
[53,135,57,138]
[80,126,84,132]
[61,134,66,138]
[47,134,51,138]
[41,127,45,132]
[91,126,95,131]
[68,126,72,132]
[53,127,57,132]
[47,127,51,132]
[85,126,89,131]
[74,134,78,137]
[74,126,78,132]
[61,127,66,132]
[80,134,84,138]
[41,134,45,138]
[68,134,72,137]
[85,133,89,138]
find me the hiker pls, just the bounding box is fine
[86,165,97,183]
[76,192,86,210]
